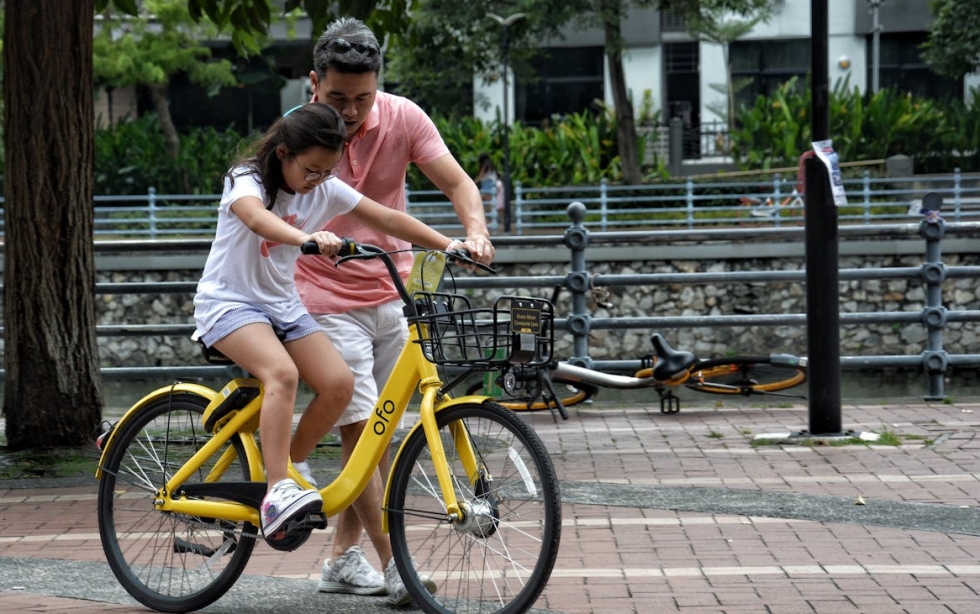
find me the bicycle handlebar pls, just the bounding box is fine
[300,238,494,315]
[300,237,358,257]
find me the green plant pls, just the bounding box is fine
[0,446,99,479]
[419,110,621,191]
[731,76,980,173]
[95,114,245,195]
[751,429,910,447]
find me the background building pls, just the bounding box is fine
[475,0,978,135]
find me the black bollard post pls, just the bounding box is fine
[803,156,843,435]
[564,202,593,369]
[918,192,949,401]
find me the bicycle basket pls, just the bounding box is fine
[412,292,554,368]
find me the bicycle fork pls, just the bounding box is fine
[414,378,483,523]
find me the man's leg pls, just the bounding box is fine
[333,420,391,565]
[330,300,406,568]
[298,302,407,594]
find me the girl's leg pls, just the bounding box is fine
[213,323,299,487]
[288,330,354,461]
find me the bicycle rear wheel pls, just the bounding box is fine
[387,400,562,614]
[687,355,807,395]
[97,391,257,613]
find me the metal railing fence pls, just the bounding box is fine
[1,208,979,401]
[0,171,976,239]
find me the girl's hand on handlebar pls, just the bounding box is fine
[301,231,344,256]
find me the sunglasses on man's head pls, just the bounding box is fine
[326,37,379,56]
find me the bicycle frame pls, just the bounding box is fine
[95,261,485,530]
[547,360,690,389]
[95,244,564,614]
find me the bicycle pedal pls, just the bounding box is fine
[280,510,328,533]
[264,511,328,552]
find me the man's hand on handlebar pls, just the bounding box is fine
[462,234,494,266]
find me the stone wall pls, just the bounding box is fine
[88,252,980,368]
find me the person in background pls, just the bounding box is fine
[288,16,495,608]
[475,152,505,235]
[191,102,470,554]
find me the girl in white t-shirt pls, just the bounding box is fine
[193,103,467,546]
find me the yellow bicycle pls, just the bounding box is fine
[467,335,808,419]
[95,240,562,614]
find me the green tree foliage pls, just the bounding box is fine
[921,0,980,80]
[94,0,239,160]
[183,0,417,53]
[386,0,578,118]
[683,0,776,132]
[95,115,244,195]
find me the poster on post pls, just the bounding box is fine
[811,139,847,206]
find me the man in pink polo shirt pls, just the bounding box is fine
[289,16,495,607]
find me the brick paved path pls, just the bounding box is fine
[3,397,980,613]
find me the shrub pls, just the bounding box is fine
[731,77,980,173]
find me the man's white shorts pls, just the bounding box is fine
[312,300,408,428]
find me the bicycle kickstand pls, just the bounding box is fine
[538,369,570,421]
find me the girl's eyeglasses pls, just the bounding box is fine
[303,168,338,183]
[325,37,379,56]
[294,158,338,183]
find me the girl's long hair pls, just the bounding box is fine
[226,103,346,208]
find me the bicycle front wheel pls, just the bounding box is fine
[387,400,562,614]
[687,355,807,395]
[97,391,258,613]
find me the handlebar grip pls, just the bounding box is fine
[300,237,357,256]
[446,248,495,273]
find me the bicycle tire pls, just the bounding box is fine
[97,391,257,612]
[686,355,807,395]
[465,376,597,411]
[387,400,562,614]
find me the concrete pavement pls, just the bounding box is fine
[3,393,980,613]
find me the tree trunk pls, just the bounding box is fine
[602,2,643,186]
[3,0,103,450]
[149,83,181,160]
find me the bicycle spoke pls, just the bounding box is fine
[98,393,257,613]
[387,401,561,614]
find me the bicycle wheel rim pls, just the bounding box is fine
[688,356,807,394]
[97,392,257,613]
[387,401,562,614]
[466,377,596,412]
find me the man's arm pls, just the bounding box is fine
[417,153,495,264]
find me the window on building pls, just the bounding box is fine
[660,8,688,33]
[870,32,962,100]
[730,38,810,109]
[515,46,605,126]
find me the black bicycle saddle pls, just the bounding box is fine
[650,334,698,381]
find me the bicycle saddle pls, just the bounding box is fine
[650,334,698,381]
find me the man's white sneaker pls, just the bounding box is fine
[317,545,386,596]
[385,558,437,608]
[259,478,322,540]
